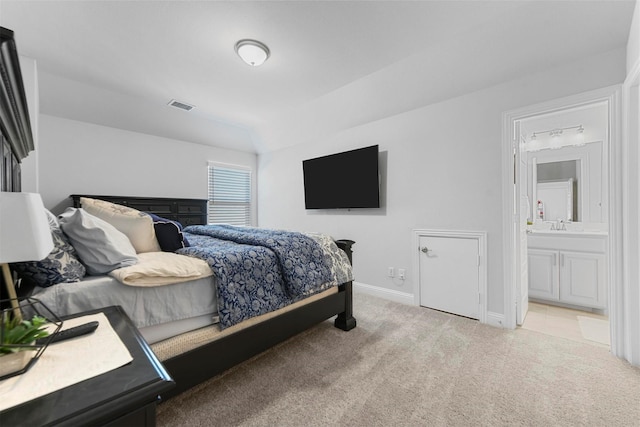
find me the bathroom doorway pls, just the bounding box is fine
[520,102,609,347]
[502,86,619,352]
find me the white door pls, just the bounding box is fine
[419,236,479,319]
[516,130,529,325]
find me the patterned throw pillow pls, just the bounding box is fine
[12,226,86,288]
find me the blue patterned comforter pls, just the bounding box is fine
[177,225,352,329]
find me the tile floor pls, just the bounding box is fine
[520,301,610,349]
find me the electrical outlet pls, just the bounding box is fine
[388,267,394,277]
[398,269,405,280]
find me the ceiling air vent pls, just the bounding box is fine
[167,99,195,112]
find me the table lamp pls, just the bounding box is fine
[0,192,53,321]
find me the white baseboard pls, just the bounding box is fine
[353,282,414,306]
[486,311,506,328]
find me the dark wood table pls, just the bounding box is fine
[0,306,175,426]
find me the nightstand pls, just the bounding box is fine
[0,306,175,426]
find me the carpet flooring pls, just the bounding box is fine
[156,292,640,426]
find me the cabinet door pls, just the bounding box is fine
[419,235,480,320]
[528,249,559,301]
[559,251,607,308]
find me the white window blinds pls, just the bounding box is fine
[207,163,252,226]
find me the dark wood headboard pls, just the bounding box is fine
[71,194,208,226]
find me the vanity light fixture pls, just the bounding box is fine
[530,124,584,141]
[528,124,585,151]
[235,39,270,67]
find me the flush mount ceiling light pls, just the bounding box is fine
[235,39,270,67]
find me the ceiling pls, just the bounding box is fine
[0,1,635,154]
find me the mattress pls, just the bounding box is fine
[30,275,219,344]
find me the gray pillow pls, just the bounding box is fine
[59,208,138,275]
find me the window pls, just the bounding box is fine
[207,162,252,226]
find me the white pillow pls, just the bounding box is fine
[80,197,161,253]
[109,252,213,286]
[59,208,138,275]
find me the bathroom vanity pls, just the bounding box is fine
[527,230,607,310]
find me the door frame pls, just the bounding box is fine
[620,59,640,365]
[412,229,487,323]
[501,85,622,354]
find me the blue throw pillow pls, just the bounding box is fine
[146,213,190,252]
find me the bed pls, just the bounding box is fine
[0,28,356,401]
[11,194,357,400]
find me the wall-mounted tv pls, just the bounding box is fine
[303,145,380,209]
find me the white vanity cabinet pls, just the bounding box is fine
[527,232,607,309]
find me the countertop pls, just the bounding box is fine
[527,229,608,237]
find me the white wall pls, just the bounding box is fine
[627,0,639,74]
[37,114,258,218]
[258,47,627,316]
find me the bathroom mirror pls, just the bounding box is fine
[536,160,579,221]
[528,142,606,224]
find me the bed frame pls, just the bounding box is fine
[69,195,357,399]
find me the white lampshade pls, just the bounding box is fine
[0,192,53,263]
[235,39,270,67]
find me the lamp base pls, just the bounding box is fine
[1,263,22,321]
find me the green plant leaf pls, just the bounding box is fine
[0,315,50,354]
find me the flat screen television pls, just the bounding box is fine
[303,145,380,209]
